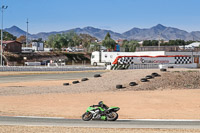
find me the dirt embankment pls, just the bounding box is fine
[126,70,200,91]
[4,52,91,65]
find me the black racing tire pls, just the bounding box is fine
[107,112,118,121]
[129,82,137,86]
[81,78,89,81]
[146,75,153,79]
[116,84,123,89]
[160,68,167,72]
[168,66,174,68]
[151,73,160,77]
[72,81,80,84]
[63,83,69,86]
[93,62,97,66]
[82,112,93,121]
[94,74,101,78]
[140,78,148,82]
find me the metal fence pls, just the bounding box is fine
[0,66,106,72]
[136,46,200,52]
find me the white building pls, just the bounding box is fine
[32,42,44,51]
[179,42,200,49]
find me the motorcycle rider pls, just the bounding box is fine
[98,101,109,110]
[92,101,109,112]
[91,101,109,117]
[82,101,120,121]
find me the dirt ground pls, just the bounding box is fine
[0,69,200,119]
[0,89,200,119]
[0,126,199,133]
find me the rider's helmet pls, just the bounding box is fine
[98,101,104,106]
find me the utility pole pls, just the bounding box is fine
[158,32,161,51]
[26,18,29,47]
[0,5,8,66]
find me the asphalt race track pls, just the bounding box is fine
[0,116,200,129]
[0,71,105,83]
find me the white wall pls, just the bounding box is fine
[160,63,197,69]
[165,51,200,56]
[32,42,44,51]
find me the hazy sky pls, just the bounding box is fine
[2,0,200,34]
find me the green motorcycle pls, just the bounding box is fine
[82,101,120,121]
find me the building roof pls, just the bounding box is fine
[0,40,22,44]
[188,42,200,47]
[179,42,200,49]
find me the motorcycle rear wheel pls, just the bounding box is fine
[107,112,118,121]
[82,112,93,121]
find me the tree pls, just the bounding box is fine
[72,33,82,46]
[46,31,99,51]
[105,32,111,40]
[102,32,116,50]
[79,34,97,52]
[17,35,26,44]
[122,40,139,52]
[46,35,55,48]
[0,30,17,41]
[89,43,100,52]
[143,40,152,46]
[46,31,82,50]
[160,39,186,46]
[37,38,43,42]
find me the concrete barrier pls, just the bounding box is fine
[0,66,106,72]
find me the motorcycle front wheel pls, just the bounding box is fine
[107,112,118,121]
[82,112,93,121]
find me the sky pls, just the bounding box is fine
[2,0,200,34]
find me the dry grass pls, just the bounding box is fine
[0,126,199,133]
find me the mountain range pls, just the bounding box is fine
[4,24,200,41]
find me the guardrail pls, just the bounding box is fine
[0,66,106,72]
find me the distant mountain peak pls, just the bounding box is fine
[84,26,94,29]
[156,24,165,27]
[4,24,200,41]
[4,25,27,37]
[10,25,18,28]
[152,24,167,30]
[8,25,23,30]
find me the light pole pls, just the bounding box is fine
[26,18,28,47]
[0,5,8,66]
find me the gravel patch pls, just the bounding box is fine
[126,70,200,91]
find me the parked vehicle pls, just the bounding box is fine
[24,62,41,66]
[66,47,73,52]
[91,51,144,66]
[82,101,120,121]
[21,48,34,54]
[41,60,51,65]
[91,51,199,68]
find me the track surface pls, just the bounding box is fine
[0,71,105,83]
[0,116,200,129]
